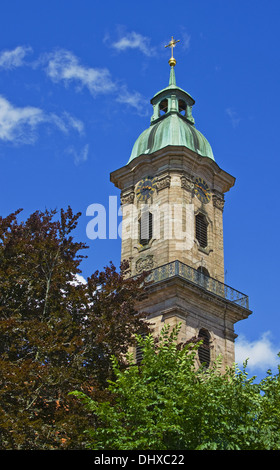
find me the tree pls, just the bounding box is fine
[0,207,149,449]
[72,324,280,450]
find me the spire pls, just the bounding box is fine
[165,36,179,87]
[165,36,180,67]
[149,36,196,127]
[128,36,215,163]
[169,66,176,86]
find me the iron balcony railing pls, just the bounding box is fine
[146,260,249,310]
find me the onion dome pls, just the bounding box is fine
[127,43,214,164]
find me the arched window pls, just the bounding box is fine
[198,328,211,368]
[159,99,168,115]
[195,213,208,248]
[178,99,186,115]
[139,211,153,246]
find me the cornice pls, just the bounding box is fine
[110,145,235,194]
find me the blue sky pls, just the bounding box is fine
[0,0,279,378]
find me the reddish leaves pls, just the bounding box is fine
[0,208,148,449]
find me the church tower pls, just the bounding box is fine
[110,38,251,370]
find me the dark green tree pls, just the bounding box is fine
[72,324,280,450]
[0,207,149,449]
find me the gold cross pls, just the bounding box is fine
[165,36,180,59]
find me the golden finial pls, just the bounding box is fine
[165,36,180,66]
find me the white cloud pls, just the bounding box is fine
[42,48,148,116]
[48,111,84,135]
[63,112,85,134]
[180,32,191,51]
[0,46,33,69]
[0,95,84,144]
[0,95,45,143]
[0,46,149,118]
[235,332,280,373]
[43,49,116,95]
[109,31,156,57]
[226,107,241,128]
[72,273,87,285]
[66,143,89,165]
[116,86,149,116]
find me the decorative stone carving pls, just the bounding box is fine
[135,255,154,273]
[181,174,194,192]
[120,191,135,205]
[156,175,171,192]
[212,193,225,211]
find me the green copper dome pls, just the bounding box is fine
[127,66,214,164]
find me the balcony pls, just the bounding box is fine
[146,260,249,310]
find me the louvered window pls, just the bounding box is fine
[198,328,211,368]
[139,211,153,246]
[196,213,208,248]
[159,99,168,115]
[178,99,186,116]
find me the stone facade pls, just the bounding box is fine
[112,146,234,281]
[111,145,251,372]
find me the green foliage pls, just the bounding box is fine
[2,207,280,450]
[72,324,280,450]
[0,207,149,449]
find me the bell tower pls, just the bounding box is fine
[110,38,251,370]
